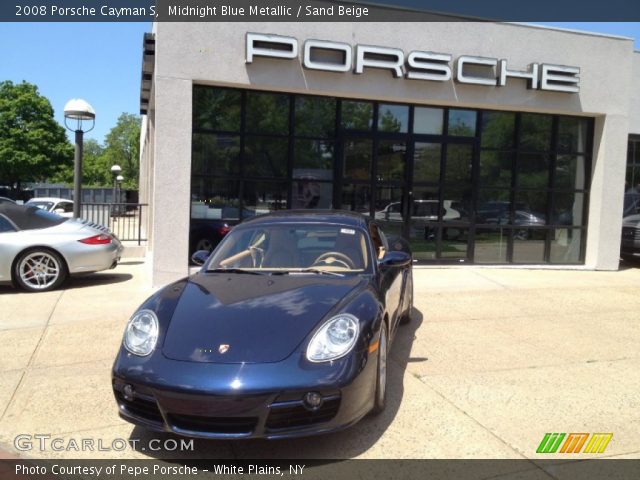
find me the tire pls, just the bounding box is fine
[14,248,67,292]
[195,237,215,253]
[400,270,413,325]
[371,324,388,415]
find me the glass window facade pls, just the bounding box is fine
[626,136,640,192]
[191,85,593,265]
[624,136,640,217]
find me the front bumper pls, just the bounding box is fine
[112,348,377,439]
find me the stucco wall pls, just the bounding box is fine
[628,51,640,135]
[147,21,635,285]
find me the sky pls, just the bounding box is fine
[0,22,151,143]
[0,21,638,144]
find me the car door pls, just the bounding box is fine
[371,223,405,335]
[0,214,19,282]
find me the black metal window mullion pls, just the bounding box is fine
[334,99,343,210]
[286,94,295,211]
[544,116,560,263]
[371,137,379,220]
[403,106,415,240]
[435,109,451,259]
[468,110,484,263]
[238,90,247,221]
[507,113,521,263]
[369,103,380,218]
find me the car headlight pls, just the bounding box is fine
[306,313,359,363]
[123,309,159,356]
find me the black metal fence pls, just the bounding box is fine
[81,203,148,245]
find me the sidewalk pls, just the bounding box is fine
[0,260,639,464]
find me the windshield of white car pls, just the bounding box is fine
[206,224,370,273]
[27,201,54,210]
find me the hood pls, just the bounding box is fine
[161,273,366,364]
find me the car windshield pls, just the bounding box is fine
[206,224,370,272]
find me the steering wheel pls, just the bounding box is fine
[312,251,355,269]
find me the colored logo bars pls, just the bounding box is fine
[536,433,613,454]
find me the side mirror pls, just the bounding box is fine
[378,251,412,268]
[191,250,210,266]
[54,208,65,214]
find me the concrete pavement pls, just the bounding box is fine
[0,260,639,466]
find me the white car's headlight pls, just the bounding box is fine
[306,313,359,363]
[123,309,159,356]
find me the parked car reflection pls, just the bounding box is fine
[375,199,461,222]
[621,214,640,261]
[620,193,640,261]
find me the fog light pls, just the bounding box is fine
[303,391,323,410]
[123,384,135,401]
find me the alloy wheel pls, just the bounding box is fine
[18,251,61,290]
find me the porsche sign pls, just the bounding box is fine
[246,32,580,93]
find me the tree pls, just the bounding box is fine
[50,138,110,186]
[50,112,141,188]
[102,113,140,189]
[0,81,73,191]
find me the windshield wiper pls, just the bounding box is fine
[289,268,345,277]
[205,268,264,275]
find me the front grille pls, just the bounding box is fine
[168,414,258,435]
[116,392,163,424]
[266,397,340,430]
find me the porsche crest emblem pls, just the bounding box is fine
[218,344,230,354]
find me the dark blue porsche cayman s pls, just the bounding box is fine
[112,211,413,439]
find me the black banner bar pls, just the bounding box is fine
[2,0,640,22]
[2,459,640,480]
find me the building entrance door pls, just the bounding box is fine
[407,140,475,263]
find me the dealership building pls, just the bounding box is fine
[137,19,640,286]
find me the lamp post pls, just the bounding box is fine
[116,175,124,205]
[64,99,95,219]
[111,165,122,205]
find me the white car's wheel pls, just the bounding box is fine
[14,249,67,292]
[195,238,215,253]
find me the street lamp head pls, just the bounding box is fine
[111,165,122,174]
[64,99,95,120]
[116,175,124,183]
[63,98,95,132]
